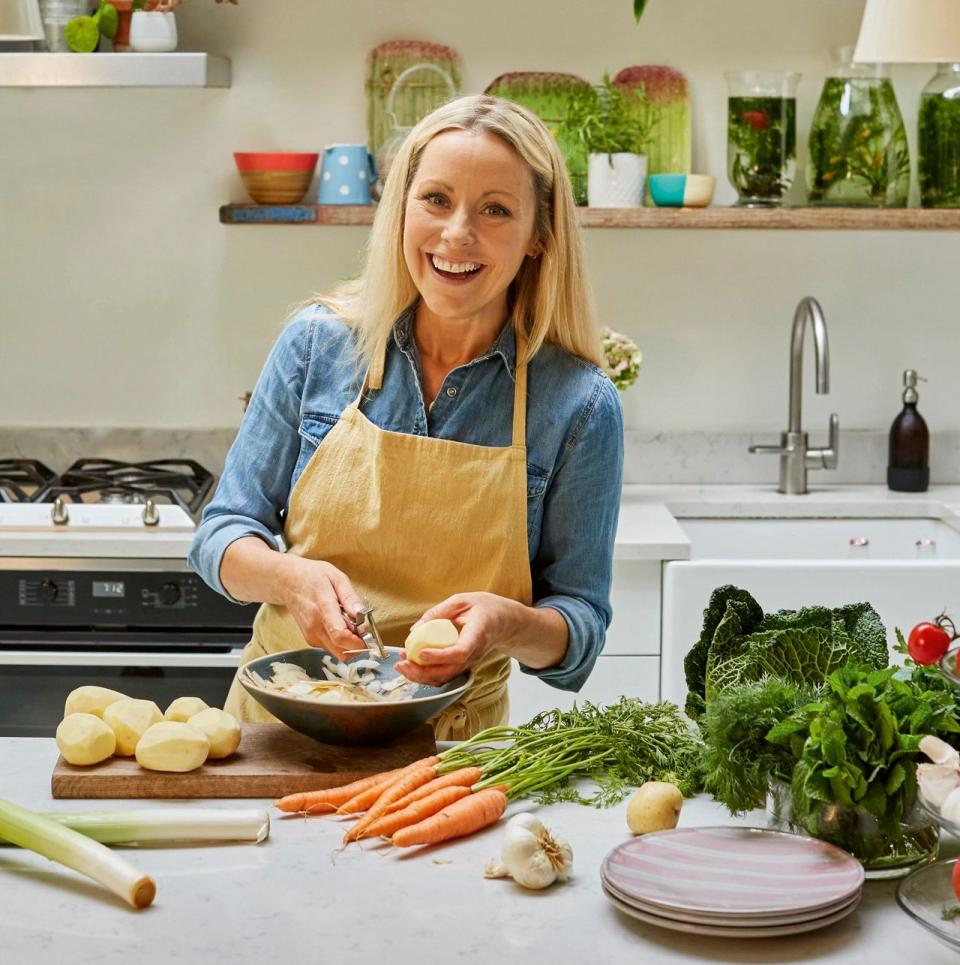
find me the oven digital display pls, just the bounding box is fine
[92,581,125,598]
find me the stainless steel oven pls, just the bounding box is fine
[0,459,256,736]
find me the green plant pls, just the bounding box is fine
[561,73,655,158]
[768,661,959,858]
[633,0,649,20]
[64,1,118,53]
[727,96,797,202]
[683,585,887,722]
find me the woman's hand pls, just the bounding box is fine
[395,592,528,685]
[279,558,367,661]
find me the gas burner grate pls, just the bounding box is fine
[0,459,57,503]
[35,459,214,516]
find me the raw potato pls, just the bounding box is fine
[404,618,460,665]
[64,685,129,719]
[626,781,683,835]
[102,698,163,756]
[56,713,116,766]
[164,696,209,722]
[187,707,241,759]
[136,721,210,772]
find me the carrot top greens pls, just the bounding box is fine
[437,697,702,807]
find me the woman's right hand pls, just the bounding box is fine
[280,557,366,661]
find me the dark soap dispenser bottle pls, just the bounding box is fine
[887,369,929,492]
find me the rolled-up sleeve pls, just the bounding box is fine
[188,317,309,602]
[523,373,623,691]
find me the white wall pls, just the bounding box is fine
[2,0,955,438]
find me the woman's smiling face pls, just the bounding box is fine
[403,129,540,333]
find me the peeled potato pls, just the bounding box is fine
[136,721,210,773]
[56,713,116,766]
[187,707,241,759]
[102,698,163,756]
[164,696,209,723]
[404,618,460,665]
[64,685,129,719]
[626,781,683,835]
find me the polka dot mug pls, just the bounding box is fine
[318,144,378,205]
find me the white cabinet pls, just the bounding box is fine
[507,560,662,724]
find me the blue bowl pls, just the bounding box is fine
[238,647,471,746]
[649,173,716,207]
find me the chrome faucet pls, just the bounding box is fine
[749,296,839,494]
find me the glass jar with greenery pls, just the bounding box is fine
[725,71,799,207]
[806,47,909,207]
[919,63,960,208]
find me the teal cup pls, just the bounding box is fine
[649,173,716,208]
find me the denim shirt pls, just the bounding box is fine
[189,304,624,693]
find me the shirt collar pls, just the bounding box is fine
[392,308,517,379]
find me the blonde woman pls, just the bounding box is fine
[189,94,623,740]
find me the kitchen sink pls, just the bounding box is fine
[660,517,960,708]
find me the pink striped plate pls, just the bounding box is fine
[602,883,862,938]
[601,827,864,917]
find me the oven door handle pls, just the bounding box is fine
[0,650,244,669]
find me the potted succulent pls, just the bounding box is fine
[64,1,118,52]
[561,73,655,207]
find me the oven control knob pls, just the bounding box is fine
[159,582,181,606]
[40,579,59,602]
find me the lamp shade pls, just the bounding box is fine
[854,0,960,63]
[0,0,43,41]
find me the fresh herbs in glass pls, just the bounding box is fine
[919,64,960,209]
[725,72,799,207]
[807,51,909,207]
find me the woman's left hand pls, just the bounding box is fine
[395,592,523,686]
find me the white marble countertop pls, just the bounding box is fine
[615,483,960,561]
[1,737,958,965]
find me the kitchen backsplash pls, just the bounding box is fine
[6,427,960,487]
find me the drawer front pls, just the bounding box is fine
[605,560,661,656]
[508,656,660,725]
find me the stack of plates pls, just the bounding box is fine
[601,827,864,938]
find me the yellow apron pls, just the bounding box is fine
[225,330,533,740]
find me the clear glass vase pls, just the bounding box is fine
[766,779,939,880]
[725,71,799,207]
[919,63,960,209]
[806,47,909,207]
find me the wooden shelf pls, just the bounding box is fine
[220,204,960,230]
[0,53,229,87]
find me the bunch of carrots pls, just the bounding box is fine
[273,698,703,848]
[275,757,507,848]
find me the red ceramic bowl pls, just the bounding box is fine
[233,152,319,204]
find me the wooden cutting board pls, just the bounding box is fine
[51,723,437,799]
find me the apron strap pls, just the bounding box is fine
[512,331,528,450]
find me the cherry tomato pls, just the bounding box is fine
[908,621,952,665]
[953,859,960,901]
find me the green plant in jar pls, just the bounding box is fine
[807,52,909,207]
[919,64,960,209]
[725,72,799,207]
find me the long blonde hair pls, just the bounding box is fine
[316,94,601,389]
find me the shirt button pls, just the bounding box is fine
[446,386,458,398]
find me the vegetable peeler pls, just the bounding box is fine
[342,604,387,658]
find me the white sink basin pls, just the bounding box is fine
[660,517,960,708]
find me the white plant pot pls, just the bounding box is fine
[129,11,177,53]
[587,153,648,207]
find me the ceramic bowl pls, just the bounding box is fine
[238,646,471,746]
[649,173,716,208]
[233,151,319,204]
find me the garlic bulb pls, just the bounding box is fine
[484,813,572,890]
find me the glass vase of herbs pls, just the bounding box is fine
[919,63,960,209]
[807,48,909,207]
[725,71,799,207]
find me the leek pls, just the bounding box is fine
[39,808,271,845]
[0,798,155,909]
